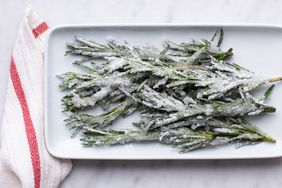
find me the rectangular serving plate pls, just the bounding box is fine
[45,24,282,159]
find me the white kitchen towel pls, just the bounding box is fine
[0,6,72,188]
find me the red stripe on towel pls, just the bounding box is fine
[32,22,48,38]
[10,57,41,188]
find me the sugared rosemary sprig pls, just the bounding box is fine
[80,117,275,153]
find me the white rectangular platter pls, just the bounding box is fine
[45,24,282,159]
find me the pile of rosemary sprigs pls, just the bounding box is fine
[58,29,281,153]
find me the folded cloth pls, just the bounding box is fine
[0,6,72,188]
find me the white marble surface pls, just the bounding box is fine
[2,0,282,187]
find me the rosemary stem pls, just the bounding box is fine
[268,76,282,83]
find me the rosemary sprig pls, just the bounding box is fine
[80,118,275,153]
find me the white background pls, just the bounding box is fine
[1,0,282,187]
